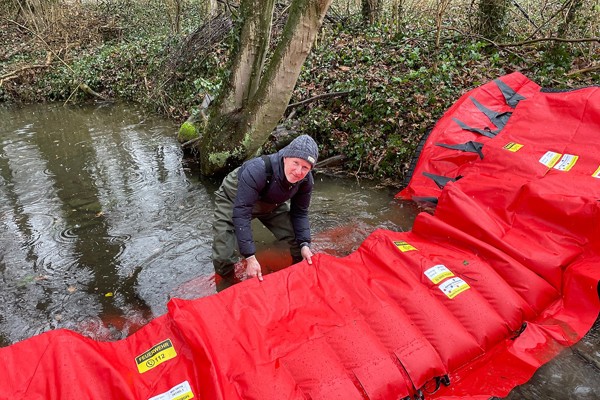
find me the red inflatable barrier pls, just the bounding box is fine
[1,72,599,400]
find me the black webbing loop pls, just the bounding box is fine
[435,141,484,159]
[494,78,526,108]
[411,196,439,205]
[470,97,512,131]
[422,172,459,189]
[510,322,528,340]
[452,79,526,138]
[452,118,497,138]
[422,375,451,395]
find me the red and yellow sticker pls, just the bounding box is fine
[393,240,417,252]
[503,142,523,152]
[136,339,177,374]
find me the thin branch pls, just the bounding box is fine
[510,0,539,30]
[566,64,600,76]
[3,17,74,73]
[0,64,49,86]
[524,1,571,41]
[2,16,111,103]
[441,26,522,59]
[314,154,346,169]
[182,137,202,148]
[497,36,600,47]
[286,91,350,110]
[216,0,239,19]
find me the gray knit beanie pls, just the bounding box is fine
[281,135,319,167]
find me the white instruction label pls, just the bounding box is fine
[149,381,194,400]
[424,265,454,284]
[539,151,562,168]
[553,154,578,171]
[438,277,470,299]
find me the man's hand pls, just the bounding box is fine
[301,245,313,265]
[245,255,263,281]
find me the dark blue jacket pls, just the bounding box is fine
[233,150,314,257]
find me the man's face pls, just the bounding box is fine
[283,157,312,183]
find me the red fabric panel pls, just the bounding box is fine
[398,71,541,200]
[397,80,600,397]
[1,74,598,400]
[1,315,200,399]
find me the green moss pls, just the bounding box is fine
[208,151,230,167]
[242,133,251,147]
[177,121,198,143]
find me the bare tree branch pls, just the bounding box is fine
[566,64,600,76]
[286,91,350,110]
[510,0,539,30]
[0,64,49,86]
[2,16,111,103]
[498,36,600,47]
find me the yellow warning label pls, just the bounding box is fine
[424,265,455,284]
[136,339,177,374]
[539,151,562,168]
[503,142,523,152]
[553,154,578,171]
[393,240,417,252]
[438,277,470,299]
[593,166,600,178]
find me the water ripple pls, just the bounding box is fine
[57,226,80,244]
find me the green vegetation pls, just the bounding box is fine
[1,0,598,185]
[178,121,198,142]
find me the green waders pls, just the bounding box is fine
[212,168,302,276]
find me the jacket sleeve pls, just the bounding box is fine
[232,159,267,257]
[289,173,314,245]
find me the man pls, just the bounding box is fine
[212,134,318,284]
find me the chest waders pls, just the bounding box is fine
[211,159,302,277]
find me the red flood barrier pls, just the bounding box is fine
[1,72,599,400]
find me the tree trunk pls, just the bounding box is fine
[394,0,406,34]
[361,0,380,25]
[217,0,276,115]
[476,0,509,39]
[196,0,333,176]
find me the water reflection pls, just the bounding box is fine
[0,104,213,344]
[0,103,413,346]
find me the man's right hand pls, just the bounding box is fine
[245,255,263,281]
[300,245,313,265]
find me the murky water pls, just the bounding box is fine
[0,103,597,398]
[0,103,417,344]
